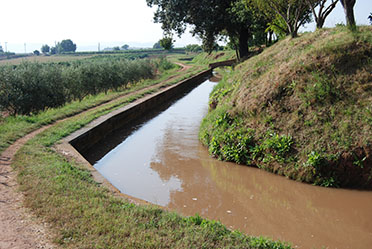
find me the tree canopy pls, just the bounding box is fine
[41,44,50,54]
[147,0,260,59]
[159,37,174,50]
[255,0,312,38]
[58,39,77,53]
[147,0,316,59]
[147,0,345,58]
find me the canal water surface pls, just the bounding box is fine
[91,79,372,249]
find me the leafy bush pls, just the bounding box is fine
[0,58,159,115]
[154,57,176,72]
[0,63,67,115]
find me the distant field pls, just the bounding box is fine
[0,55,94,65]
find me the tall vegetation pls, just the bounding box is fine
[0,58,157,115]
[255,0,312,38]
[159,36,174,50]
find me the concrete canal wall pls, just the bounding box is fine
[68,69,213,155]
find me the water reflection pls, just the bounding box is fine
[94,79,372,249]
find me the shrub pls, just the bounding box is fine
[0,58,159,115]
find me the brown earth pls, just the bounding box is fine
[0,126,56,249]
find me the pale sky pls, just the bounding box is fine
[0,0,371,53]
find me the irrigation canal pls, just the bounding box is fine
[84,78,372,249]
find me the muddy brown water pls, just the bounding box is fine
[91,79,372,249]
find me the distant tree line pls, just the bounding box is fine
[147,0,360,59]
[41,39,77,55]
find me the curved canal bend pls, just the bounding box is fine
[87,78,372,249]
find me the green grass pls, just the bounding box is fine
[0,62,200,154]
[0,54,292,248]
[199,26,372,189]
[191,50,236,65]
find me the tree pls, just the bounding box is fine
[153,41,162,49]
[256,0,312,38]
[147,0,257,59]
[254,1,288,40]
[50,47,57,55]
[265,14,288,39]
[41,44,50,54]
[305,0,339,29]
[58,39,77,53]
[33,50,40,56]
[368,12,372,24]
[113,46,120,51]
[159,37,174,50]
[121,44,129,50]
[340,0,356,29]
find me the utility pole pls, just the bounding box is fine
[98,42,100,52]
[5,42,7,53]
[24,43,27,53]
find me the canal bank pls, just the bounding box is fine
[59,53,372,248]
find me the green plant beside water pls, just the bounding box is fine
[199,26,372,189]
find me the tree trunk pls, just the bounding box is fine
[238,28,249,60]
[289,24,298,38]
[316,18,326,29]
[340,0,356,29]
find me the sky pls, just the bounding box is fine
[0,0,371,53]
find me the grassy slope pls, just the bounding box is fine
[191,50,237,65]
[200,26,372,189]
[3,55,291,248]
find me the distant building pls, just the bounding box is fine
[0,45,3,53]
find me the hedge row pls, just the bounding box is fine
[0,59,155,115]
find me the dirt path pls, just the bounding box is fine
[0,126,56,249]
[0,63,191,249]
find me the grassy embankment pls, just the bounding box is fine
[200,26,372,189]
[169,50,236,66]
[2,53,291,248]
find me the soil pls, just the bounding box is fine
[0,127,56,249]
[0,62,190,248]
